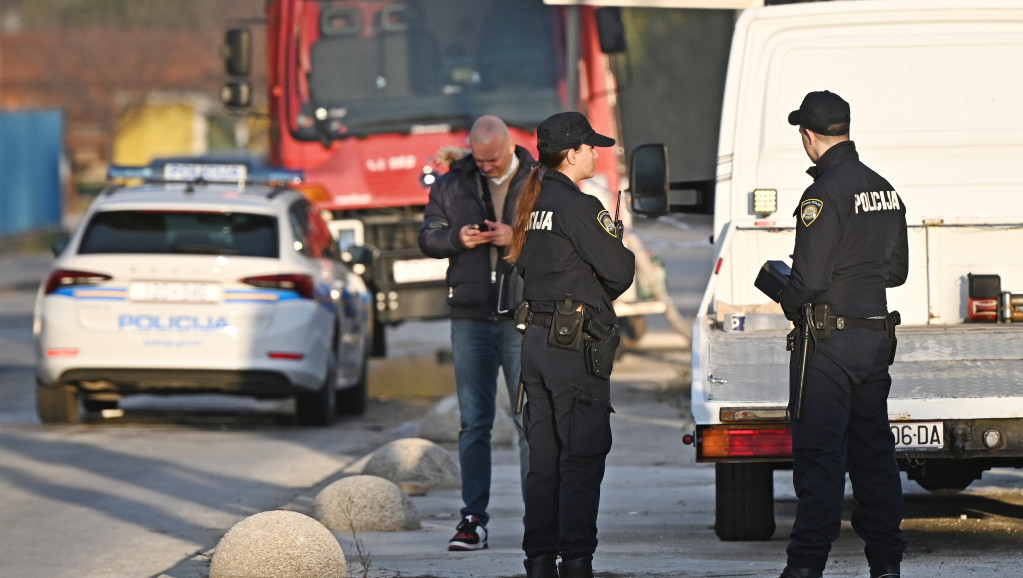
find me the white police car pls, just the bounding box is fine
[33,161,372,425]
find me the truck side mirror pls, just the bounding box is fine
[224,28,252,77]
[221,80,252,109]
[629,143,669,216]
[595,7,626,54]
[343,244,376,267]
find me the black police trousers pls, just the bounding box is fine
[520,325,613,559]
[787,328,907,572]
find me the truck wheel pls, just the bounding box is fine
[370,315,387,358]
[715,462,776,541]
[295,348,337,427]
[906,459,983,494]
[36,381,80,424]
[619,315,647,350]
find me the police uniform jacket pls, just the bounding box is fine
[517,169,635,326]
[418,146,536,320]
[779,141,909,319]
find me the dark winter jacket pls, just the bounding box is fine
[517,169,635,327]
[779,140,909,319]
[418,145,536,320]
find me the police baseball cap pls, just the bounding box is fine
[537,111,615,154]
[787,90,850,136]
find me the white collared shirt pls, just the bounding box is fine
[489,154,519,186]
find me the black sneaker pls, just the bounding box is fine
[448,515,488,551]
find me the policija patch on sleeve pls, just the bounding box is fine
[597,209,618,237]
[799,199,823,227]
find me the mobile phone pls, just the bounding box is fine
[472,222,489,231]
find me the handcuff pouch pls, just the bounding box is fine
[548,294,584,351]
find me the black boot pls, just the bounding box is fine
[870,563,901,578]
[779,567,822,578]
[558,555,594,578]
[524,554,558,578]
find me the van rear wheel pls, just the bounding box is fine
[714,462,776,541]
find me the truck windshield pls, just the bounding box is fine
[293,0,561,140]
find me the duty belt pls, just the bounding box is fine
[820,315,886,331]
[526,311,554,328]
[526,311,613,341]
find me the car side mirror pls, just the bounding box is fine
[629,143,669,217]
[50,231,71,257]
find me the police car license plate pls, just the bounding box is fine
[129,282,221,303]
[891,421,944,450]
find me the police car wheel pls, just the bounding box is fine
[336,343,369,416]
[36,380,80,425]
[295,346,338,427]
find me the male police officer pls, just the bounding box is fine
[777,91,909,578]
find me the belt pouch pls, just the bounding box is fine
[548,295,584,351]
[585,325,621,379]
[812,303,832,339]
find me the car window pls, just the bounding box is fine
[307,206,337,259]
[77,210,279,257]
[288,200,314,257]
[287,199,336,259]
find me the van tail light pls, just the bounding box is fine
[241,274,315,299]
[43,269,113,295]
[700,426,792,458]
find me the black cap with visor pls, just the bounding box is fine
[537,112,615,154]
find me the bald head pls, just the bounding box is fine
[470,115,515,178]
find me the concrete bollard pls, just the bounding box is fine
[209,510,346,578]
[315,474,420,532]
[362,437,461,490]
[418,391,517,446]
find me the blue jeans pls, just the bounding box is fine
[451,318,528,525]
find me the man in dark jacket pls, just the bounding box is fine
[418,115,536,551]
[777,91,908,578]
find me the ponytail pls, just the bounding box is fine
[506,149,570,263]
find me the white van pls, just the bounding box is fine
[628,0,1023,541]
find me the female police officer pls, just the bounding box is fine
[505,112,635,578]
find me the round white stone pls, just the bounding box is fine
[209,510,347,578]
[315,474,421,532]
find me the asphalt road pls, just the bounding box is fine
[1,217,1022,577]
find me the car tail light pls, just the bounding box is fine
[43,269,113,295]
[701,427,792,458]
[241,274,315,299]
[268,351,305,360]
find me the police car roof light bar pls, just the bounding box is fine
[107,164,303,186]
